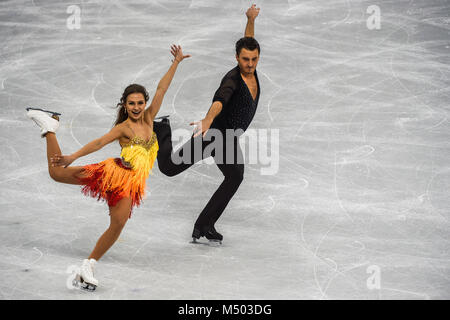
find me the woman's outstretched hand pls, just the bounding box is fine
[50,154,75,168]
[171,44,191,63]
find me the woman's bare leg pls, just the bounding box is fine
[88,197,132,261]
[45,133,132,260]
[45,132,85,184]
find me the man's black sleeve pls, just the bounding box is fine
[212,75,237,107]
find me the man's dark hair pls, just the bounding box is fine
[235,37,260,56]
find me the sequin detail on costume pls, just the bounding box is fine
[120,132,158,151]
[120,132,159,178]
[79,131,159,217]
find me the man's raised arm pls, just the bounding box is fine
[244,4,260,38]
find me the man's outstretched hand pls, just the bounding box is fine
[246,4,260,20]
[190,118,213,138]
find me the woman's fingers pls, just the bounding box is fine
[50,154,68,167]
[170,44,177,55]
[170,44,190,62]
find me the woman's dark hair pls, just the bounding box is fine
[235,37,260,56]
[114,84,149,126]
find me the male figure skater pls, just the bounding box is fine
[153,4,261,243]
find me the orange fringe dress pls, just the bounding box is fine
[79,132,159,216]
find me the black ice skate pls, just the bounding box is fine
[154,114,170,124]
[192,225,223,245]
[153,115,171,142]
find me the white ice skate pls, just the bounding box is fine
[26,107,60,138]
[73,259,98,291]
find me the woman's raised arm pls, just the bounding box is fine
[144,45,190,123]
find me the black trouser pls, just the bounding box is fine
[153,120,244,229]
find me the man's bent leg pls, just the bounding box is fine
[153,119,208,176]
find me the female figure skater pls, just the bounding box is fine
[26,45,190,291]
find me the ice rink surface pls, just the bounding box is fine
[0,0,449,299]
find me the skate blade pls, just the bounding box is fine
[208,239,222,246]
[73,275,97,292]
[191,238,222,246]
[80,282,97,291]
[154,115,170,120]
[26,107,61,119]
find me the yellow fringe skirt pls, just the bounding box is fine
[79,158,147,216]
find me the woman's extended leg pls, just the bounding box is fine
[27,108,86,183]
[88,197,132,261]
[45,132,85,184]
